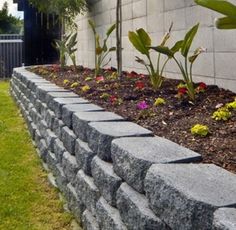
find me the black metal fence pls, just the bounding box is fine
[0,34,23,78]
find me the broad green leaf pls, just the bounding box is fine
[216,16,236,29]
[171,40,184,54]
[150,46,174,57]
[189,47,206,63]
[136,28,152,47]
[195,0,236,19]
[181,23,199,57]
[128,31,149,55]
[106,23,116,36]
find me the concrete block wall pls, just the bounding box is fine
[74,0,236,92]
[10,67,236,229]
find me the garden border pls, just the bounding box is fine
[10,67,236,230]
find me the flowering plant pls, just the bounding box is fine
[137,101,149,110]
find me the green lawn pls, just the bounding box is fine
[0,81,77,230]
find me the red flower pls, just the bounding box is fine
[135,81,145,90]
[96,75,105,83]
[198,82,207,90]
[178,87,187,95]
[110,95,117,104]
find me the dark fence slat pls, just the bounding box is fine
[0,34,23,78]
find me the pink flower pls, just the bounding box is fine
[178,87,187,95]
[199,82,207,90]
[137,101,149,110]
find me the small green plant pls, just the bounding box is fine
[191,124,209,137]
[212,107,231,121]
[195,0,236,29]
[128,24,174,90]
[53,32,78,69]
[154,97,166,106]
[88,19,116,77]
[151,23,204,101]
[226,100,236,109]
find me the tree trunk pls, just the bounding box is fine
[116,0,122,77]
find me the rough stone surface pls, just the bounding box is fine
[62,104,104,128]
[61,151,79,183]
[45,110,56,130]
[111,137,201,193]
[38,120,48,138]
[116,183,170,230]
[82,210,100,230]
[46,151,58,174]
[72,111,124,142]
[54,164,67,193]
[49,97,89,118]
[145,164,236,230]
[37,139,48,162]
[88,122,153,161]
[213,208,236,230]
[61,126,77,154]
[73,170,100,215]
[53,138,66,163]
[52,118,65,139]
[96,197,127,230]
[44,129,57,152]
[91,156,122,207]
[75,139,96,176]
[65,183,85,221]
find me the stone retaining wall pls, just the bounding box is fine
[10,67,236,230]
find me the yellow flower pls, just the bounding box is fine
[81,85,90,92]
[154,97,166,106]
[71,82,79,88]
[63,79,70,85]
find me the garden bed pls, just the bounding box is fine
[29,65,236,174]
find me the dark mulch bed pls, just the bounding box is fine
[29,65,236,174]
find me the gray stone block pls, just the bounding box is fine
[75,139,96,176]
[36,85,69,103]
[61,126,77,154]
[44,129,57,152]
[46,151,58,174]
[61,151,79,183]
[72,111,124,142]
[96,197,127,230]
[45,91,79,106]
[29,108,41,125]
[91,156,122,207]
[73,170,100,215]
[34,129,42,147]
[88,122,153,162]
[37,139,48,162]
[54,164,67,193]
[62,104,104,128]
[53,138,66,163]
[45,110,56,130]
[28,122,37,140]
[82,210,100,230]
[49,97,89,118]
[65,183,85,221]
[145,164,236,230]
[213,208,236,230]
[38,120,48,138]
[111,137,201,193]
[52,118,65,139]
[116,183,170,230]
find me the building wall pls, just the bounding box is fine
[75,0,236,92]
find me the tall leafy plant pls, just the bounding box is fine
[53,32,78,69]
[88,19,116,77]
[151,24,203,101]
[128,25,174,90]
[195,0,236,29]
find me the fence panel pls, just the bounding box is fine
[0,34,23,78]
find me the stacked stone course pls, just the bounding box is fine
[10,67,236,230]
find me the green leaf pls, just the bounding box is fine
[216,16,236,29]
[106,23,116,36]
[195,0,236,19]
[181,23,199,57]
[136,28,152,47]
[171,40,184,54]
[88,19,96,34]
[128,31,149,55]
[150,46,174,57]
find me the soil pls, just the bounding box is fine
[29,65,236,174]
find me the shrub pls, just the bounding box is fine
[191,124,209,137]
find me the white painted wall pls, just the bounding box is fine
[74,0,236,92]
